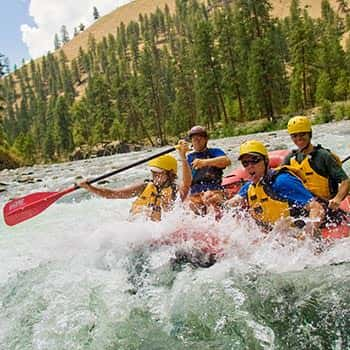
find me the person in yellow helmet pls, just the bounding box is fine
[284,116,349,210]
[226,140,325,235]
[79,154,181,222]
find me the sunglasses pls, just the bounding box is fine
[290,132,308,139]
[241,157,263,168]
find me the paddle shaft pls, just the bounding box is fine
[3,147,176,226]
[342,155,350,164]
[85,147,176,186]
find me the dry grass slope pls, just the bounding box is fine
[60,0,177,61]
[59,0,341,62]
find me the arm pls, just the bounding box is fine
[226,194,246,208]
[225,182,249,208]
[192,156,231,169]
[177,140,192,200]
[329,178,350,210]
[274,173,325,235]
[304,199,325,236]
[323,151,349,209]
[79,181,146,199]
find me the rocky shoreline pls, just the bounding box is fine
[69,140,144,161]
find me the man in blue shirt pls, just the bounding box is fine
[226,140,324,234]
[177,125,231,217]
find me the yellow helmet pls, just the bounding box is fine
[238,140,268,160]
[287,116,312,134]
[148,154,177,173]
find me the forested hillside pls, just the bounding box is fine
[1,0,350,165]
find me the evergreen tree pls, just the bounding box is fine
[193,18,228,126]
[234,0,286,120]
[54,95,73,155]
[85,74,115,143]
[214,6,246,121]
[59,50,75,102]
[54,33,61,50]
[93,6,100,20]
[71,58,81,85]
[70,97,91,145]
[315,0,346,102]
[60,25,70,44]
[0,53,7,142]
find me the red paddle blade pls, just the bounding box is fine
[3,187,75,226]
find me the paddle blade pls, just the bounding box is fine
[3,188,75,226]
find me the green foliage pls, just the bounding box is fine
[333,102,350,121]
[1,0,350,166]
[315,100,333,123]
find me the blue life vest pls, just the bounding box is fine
[188,148,224,194]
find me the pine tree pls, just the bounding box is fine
[214,6,245,121]
[54,33,61,50]
[193,19,228,126]
[85,74,115,143]
[93,6,100,20]
[234,0,287,120]
[71,97,91,146]
[54,95,73,155]
[315,0,346,102]
[60,25,70,44]
[71,58,81,85]
[285,0,318,110]
[0,53,8,76]
[0,53,7,141]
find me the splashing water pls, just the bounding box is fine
[0,121,350,349]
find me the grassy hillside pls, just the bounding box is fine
[2,0,349,166]
[59,0,341,63]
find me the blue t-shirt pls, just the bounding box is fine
[187,148,226,194]
[238,172,313,206]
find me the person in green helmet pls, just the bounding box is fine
[284,116,349,210]
[79,154,180,222]
[226,140,325,235]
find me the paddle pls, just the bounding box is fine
[3,147,176,226]
[342,155,350,164]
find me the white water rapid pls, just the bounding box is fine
[0,121,349,350]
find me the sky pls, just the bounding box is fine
[1,0,133,70]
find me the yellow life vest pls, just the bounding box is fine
[130,182,176,222]
[247,168,307,226]
[247,182,290,226]
[289,156,330,200]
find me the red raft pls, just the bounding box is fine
[221,149,350,239]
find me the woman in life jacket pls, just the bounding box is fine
[226,140,325,235]
[284,116,349,209]
[79,154,179,222]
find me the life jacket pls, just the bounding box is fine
[289,145,341,200]
[246,167,308,228]
[130,181,177,222]
[190,149,223,191]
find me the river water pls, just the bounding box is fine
[0,121,349,350]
